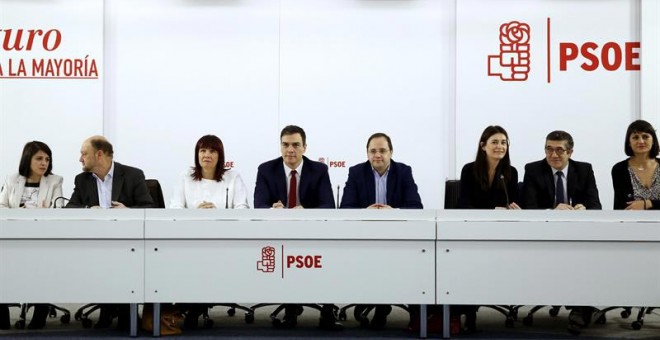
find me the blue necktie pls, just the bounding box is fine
[555,171,565,206]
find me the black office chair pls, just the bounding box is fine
[14,304,71,329]
[591,305,658,330]
[336,304,409,328]
[75,179,165,328]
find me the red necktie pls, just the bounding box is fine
[288,170,297,208]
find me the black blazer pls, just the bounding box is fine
[611,158,660,210]
[339,160,423,209]
[253,156,335,209]
[66,162,154,208]
[522,159,602,209]
[458,162,519,209]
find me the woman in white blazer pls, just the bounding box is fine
[169,134,249,329]
[0,141,63,330]
[0,141,63,209]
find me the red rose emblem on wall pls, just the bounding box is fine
[488,21,531,81]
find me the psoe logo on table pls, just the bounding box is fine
[256,246,324,278]
[487,21,531,81]
[256,246,275,272]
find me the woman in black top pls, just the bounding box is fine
[611,120,660,210]
[459,125,520,209]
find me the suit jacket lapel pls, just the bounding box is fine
[86,174,100,206]
[37,176,49,208]
[365,162,376,204]
[111,163,124,202]
[386,161,397,205]
[276,158,288,204]
[12,176,26,208]
[567,160,577,202]
[543,162,555,204]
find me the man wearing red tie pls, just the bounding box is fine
[253,125,340,330]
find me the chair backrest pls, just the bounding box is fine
[444,180,460,209]
[146,179,165,208]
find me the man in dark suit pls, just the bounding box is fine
[253,125,341,330]
[521,130,601,335]
[340,132,422,329]
[522,130,601,210]
[66,136,153,329]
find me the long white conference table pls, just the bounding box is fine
[1,209,659,338]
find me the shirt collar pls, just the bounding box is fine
[552,162,569,176]
[372,165,390,178]
[93,161,115,182]
[283,159,303,177]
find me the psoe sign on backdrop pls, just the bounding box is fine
[487,19,640,82]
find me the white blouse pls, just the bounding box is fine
[169,169,249,209]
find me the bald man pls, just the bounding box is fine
[66,136,153,330]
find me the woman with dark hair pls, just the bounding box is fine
[168,135,249,329]
[459,125,520,209]
[170,135,249,209]
[611,120,660,210]
[0,141,63,330]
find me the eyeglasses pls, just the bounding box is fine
[545,146,570,155]
[368,148,390,155]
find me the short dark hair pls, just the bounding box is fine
[18,141,53,177]
[366,132,393,151]
[473,126,511,191]
[90,138,114,157]
[624,120,659,157]
[191,135,226,181]
[280,125,306,145]
[546,130,574,150]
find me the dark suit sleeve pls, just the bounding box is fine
[339,168,359,208]
[400,165,423,209]
[65,174,88,208]
[522,164,540,209]
[580,163,602,210]
[316,166,336,209]
[129,169,154,208]
[253,166,271,209]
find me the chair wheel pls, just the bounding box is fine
[203,318,214,328]
[632,321,643,330]
[595,314,606,325]
[549,307,560,317]
[74,311,82,321]
[61,314,71,324]
[271,318,281,327]
[244,313,255,324]
[338,311,347,321]
[81,318,93,328]
[227,307,236,317]
[522,315,533,326]
[504,318,514,328]
[621,310,631,318]
[15,320,25,329]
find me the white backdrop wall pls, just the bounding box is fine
[0,1,104,202]
[1,0,658,210]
